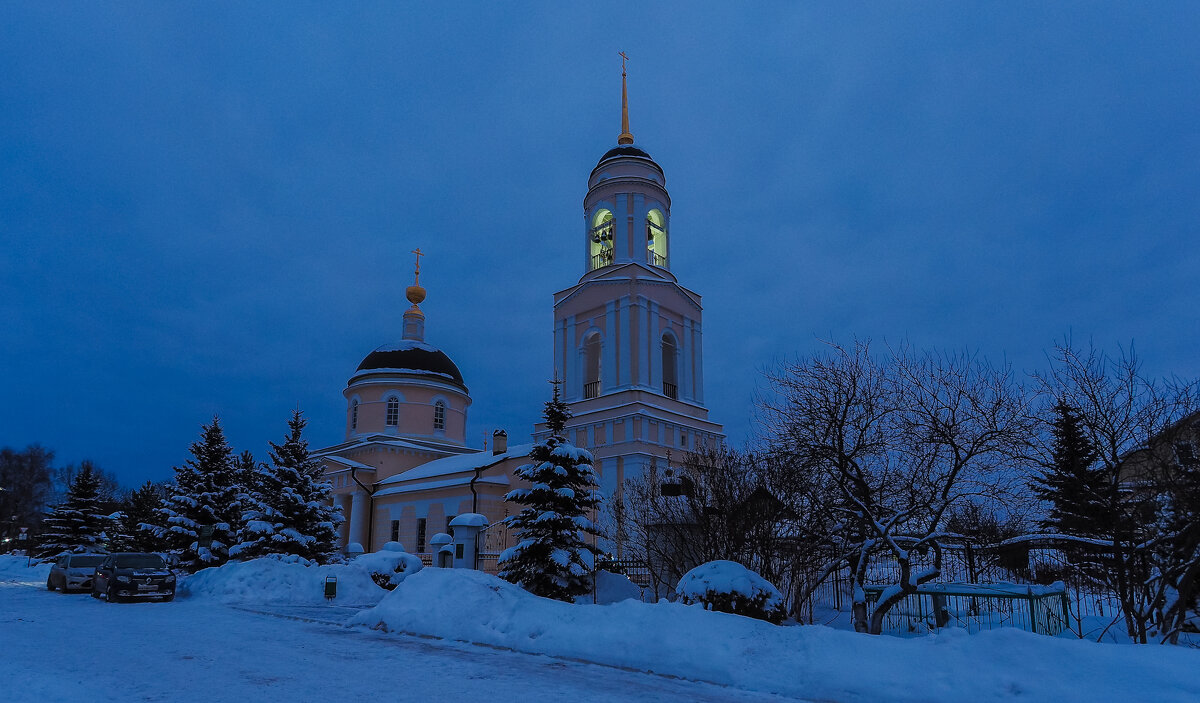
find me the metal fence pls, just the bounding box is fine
[788,538,1128,638]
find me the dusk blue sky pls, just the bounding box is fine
[2,3,1198,488]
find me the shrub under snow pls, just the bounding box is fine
[676,560,786,624]
[352,542,424,590]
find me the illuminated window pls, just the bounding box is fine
[662,333,678,399]
[351,399,359,430]
[385,396,399,426]
[433,400,446,430]
[646,209,667,266]
[584,332,602,398]
[589,209,614,270]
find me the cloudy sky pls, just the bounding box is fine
[2,3,1198,487]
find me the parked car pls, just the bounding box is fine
[47,553,107,593]
[90,552,176,602]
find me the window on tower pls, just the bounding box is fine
[589,209,615,271]
[385,396,399,426]
[584,332,602,399]
[662,332,678,399]
[351,399,359,430]
[433,400,446,431]
[646,209,667,267]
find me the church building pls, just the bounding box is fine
[317,63,724,561]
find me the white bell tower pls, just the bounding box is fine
[543,56,725,539]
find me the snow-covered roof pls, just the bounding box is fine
[316,434,477,458]
[322,455,375,471]
[371,340,439,354]
[376,443,533,486]
[348,367,457,383]
[372,475,509,498]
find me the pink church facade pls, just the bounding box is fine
[317,78,724,563]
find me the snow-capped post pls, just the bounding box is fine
[499,382,602,602]
[449,513,487,569]
[429,532,453,567]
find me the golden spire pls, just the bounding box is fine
[406,247,426,307]
[618,51,634,145]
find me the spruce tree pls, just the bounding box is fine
[1033,401,1110,538]
[35,461,108,558]
[113,481,166,552]
[155,417,243,571]
[499,385,602,601]
[232,410,342,563]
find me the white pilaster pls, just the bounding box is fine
[603,301,617,392]
[619,296,632,388]
[349,489,371,551]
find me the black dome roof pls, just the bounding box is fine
[594,144,662,172]
[355,341,465,386]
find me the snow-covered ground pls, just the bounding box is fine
[0,557,786,703]
[4,555,1200,702]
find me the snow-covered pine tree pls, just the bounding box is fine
[232,410,341,563]
[1032,401,1112,538]
[155,417,243,572]
[112,481,166,552]
[35,461,108,558]
[499,385,602,601]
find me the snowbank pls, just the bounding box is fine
[585,569,646,604]
[351,568,1200,703]
[0,554,49,584]
[181,556,386,606]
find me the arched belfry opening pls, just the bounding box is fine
[646,209,667,267]
[583,331,602,399]
[590,209,614,271]
[661,332,678,399]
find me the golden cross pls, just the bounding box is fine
[412,247,423,285]
[619,51,628,76]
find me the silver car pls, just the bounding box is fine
[47,553,107,592]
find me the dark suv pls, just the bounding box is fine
[91,553,176,602]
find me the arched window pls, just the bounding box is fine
[351,399,359,430]
[646,209,667,266]
[584,332,602,399]
[589,209,614,271]
[433,400,446,431]
[385,396,399,426]
[661,333,678,399]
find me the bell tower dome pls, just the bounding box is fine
[583,54,671,275]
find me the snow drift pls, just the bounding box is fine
[181,555,387,605]
[0,555,49,584]
[351,568,1200,703]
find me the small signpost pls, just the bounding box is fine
[324,575,337,601]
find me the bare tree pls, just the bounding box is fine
[1037,340,1199,643]
[623,445,792,596]
[760,340,1032,634]
[0,445,56,543]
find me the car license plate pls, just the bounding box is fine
[138,583,156,591]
